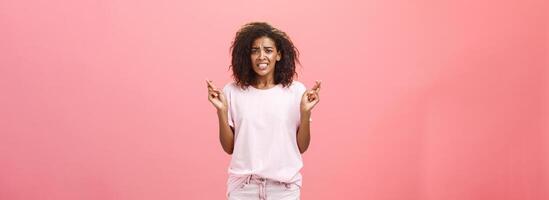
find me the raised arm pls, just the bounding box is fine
[297,81,321,154]
[206,80,235,154]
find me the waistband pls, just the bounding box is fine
[243,175,293,200]
[227,174,298,199]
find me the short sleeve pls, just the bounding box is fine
[222,83,235,127]
[295,82,307,97]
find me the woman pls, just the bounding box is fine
[206,22,321,200]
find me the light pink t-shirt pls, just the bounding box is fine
[223,81,307,195]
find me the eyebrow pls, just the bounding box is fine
[251,46,274,49]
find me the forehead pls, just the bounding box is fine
[252,36,276,47]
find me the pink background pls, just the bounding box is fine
[1,0,547,199]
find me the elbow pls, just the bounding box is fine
[298,145,308,154]
[297,139,310,154]
[224,147,233,155]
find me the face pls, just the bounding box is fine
[250,36,281,78]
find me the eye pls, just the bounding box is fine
[265,49,273,53]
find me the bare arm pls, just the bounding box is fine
[297,81,321,154]
[297,111,311,153]
[207,80,234,155]
[217,109,235,154]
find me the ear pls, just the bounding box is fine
[276,51,281,61]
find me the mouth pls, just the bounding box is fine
[257,63,268,70]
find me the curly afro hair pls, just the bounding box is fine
[229,22,300,89]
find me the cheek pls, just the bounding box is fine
[268,54,277,61]
[250,55,256,63]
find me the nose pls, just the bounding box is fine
[258,50,267,60]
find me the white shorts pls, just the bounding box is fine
[228,176,301,200]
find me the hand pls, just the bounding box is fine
[301,80,321,113]
[206,79,227,111]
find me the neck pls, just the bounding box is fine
[255,75,275,89]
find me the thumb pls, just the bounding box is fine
[218,91,226,102]
[302,90,312,99]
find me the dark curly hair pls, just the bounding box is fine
[230,22,300,88]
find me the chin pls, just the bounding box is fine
[253,68,272,77]
[254,71,268,77]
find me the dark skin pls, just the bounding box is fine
[207,37,321,154]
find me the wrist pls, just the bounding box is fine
[300,110,311,118]
[217,108,228,115]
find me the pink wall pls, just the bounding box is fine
[541,9,549,198]
[1,0,546,199]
